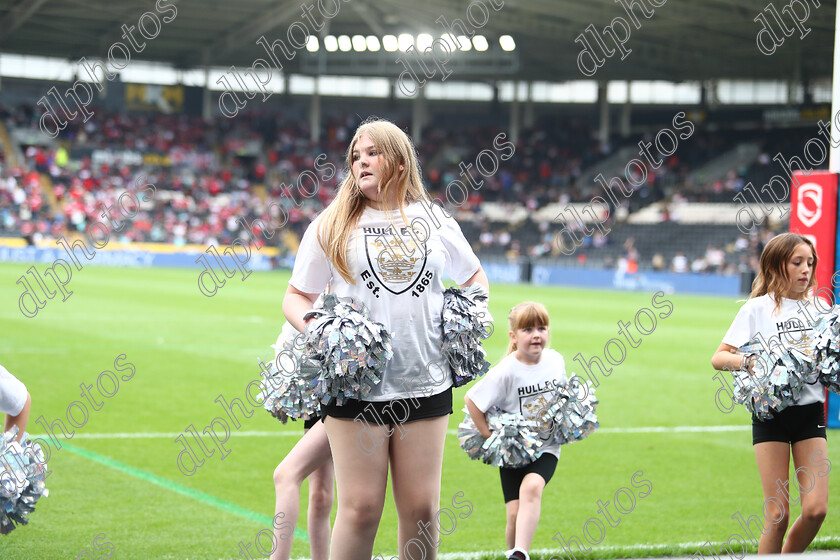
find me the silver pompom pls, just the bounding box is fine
[541,377,599,445]
[442,285,493,387]
[259,327,323,424]
[457,407,542,468]
[812,305,840,393]
[731,338,812,420]
[303,294,392,405]
[0,427,48,534]
[456,408,488,462]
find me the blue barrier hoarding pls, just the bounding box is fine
[531,264,741,296]
[0,245,275,271]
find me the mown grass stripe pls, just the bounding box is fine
[61,441,309,543]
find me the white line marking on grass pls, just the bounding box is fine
[0,347,67,354]
[596,425,750,434]
[33,431,300,439]
[278,534,840,560]
[29,425,752,440]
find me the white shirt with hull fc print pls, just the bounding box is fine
[466,349,569,459]
[290,201,481,402]
[722,293,825,406]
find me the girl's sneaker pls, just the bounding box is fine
[505,547,529,560]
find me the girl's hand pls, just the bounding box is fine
[744,353,758,374]
[282,284,320,333]
[712,343,752,373]
[465,396,492,440]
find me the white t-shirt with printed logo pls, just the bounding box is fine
[290,201,481,402]
[466,349,568,458]
[722,293,825,406]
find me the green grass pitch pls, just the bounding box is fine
[0,262,838,559]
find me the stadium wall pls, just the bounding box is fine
[0,239,284,271]
[530,262,741,296]
[0,240,740,295]
[454,257,741,295]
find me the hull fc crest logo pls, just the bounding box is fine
[521,394,553,442]
[364,228,427,295]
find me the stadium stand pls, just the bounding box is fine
[0,98,812,279]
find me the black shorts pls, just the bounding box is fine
[323,387,452,425]
[499,453,558,503]
[752,402,827,445]
[303,415,320,430]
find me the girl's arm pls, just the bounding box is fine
[459,266,489,293]
[711,343,755,373]
[4,392,30,443]
[282,284,321,333]
[465,395,492,439]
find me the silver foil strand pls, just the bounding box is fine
[302,294,392,406]
[731,337,813,420]
[259,327,323,424]
[0,427,48,534]
[541,378,599,445]
[812,305,840,394]
[457,406,542,468]
[442,285,493,387]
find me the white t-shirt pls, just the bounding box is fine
[722,293,825,406]
[273,322,300,360]
[290,201,481,401]
[466,349,568,458]
[0,364,27,416]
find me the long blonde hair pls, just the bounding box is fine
[317,118,428,284]
[750,232,818,311]
[506,302,551,355]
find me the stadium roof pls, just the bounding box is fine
[0,0,834,84]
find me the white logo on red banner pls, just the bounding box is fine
[797,183,823,228]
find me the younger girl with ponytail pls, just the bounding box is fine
[465,302,568,560]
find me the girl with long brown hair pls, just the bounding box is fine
[712,232,829,553]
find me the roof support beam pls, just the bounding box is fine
[186,1,303,66]
[0,0,49,46]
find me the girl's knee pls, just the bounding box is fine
[342,502,383,529]
[803,504,827,526]
[519,479,545,502]
[309,486,335,517]
[506,509,518,525]
[273,462,303,488]
[400,504,438,525]
[395,492,440,521]
[764,509,790,534]
[273,463,289,487]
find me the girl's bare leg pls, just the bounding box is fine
[754,441,791,554]
[270,422,333,560]
[782,437,828,553]
[513,473,546,551]
[389,415,449,560]
[324,416,391,560]
[307,441,335,560]
[505,500,519,550]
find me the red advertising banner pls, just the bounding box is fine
[789,170,838,292]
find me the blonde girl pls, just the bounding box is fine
[282,117,488,560]
[465,302,567,560]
